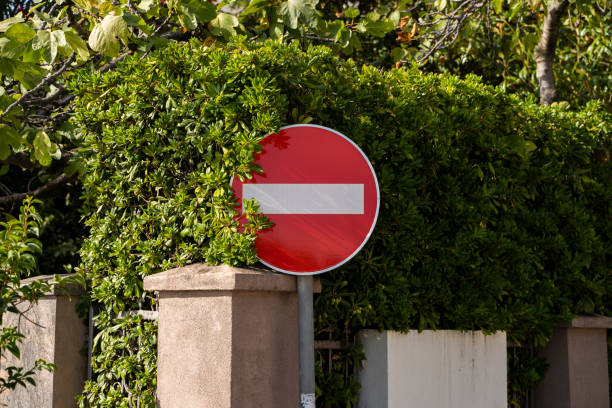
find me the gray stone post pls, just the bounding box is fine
[143,263,321,408]
[0,275,87,408]
[536,316,612,408]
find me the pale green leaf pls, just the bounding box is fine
[31,29,56,62]
[88,13,129,57]
[178,4,198,31]
[389,10,400,26]
[210,13,239,38]
[434,0,448,10]
[33,130,53,166]
[279,0,319,29]
[64,29,90,61]
[5,23,36,44]
[492,0,503,14]
[31,30,50,51]
[73,0,100,11]
[72,0,93,11]
[89,24,118,56]
[137,0,156,13]
[51,30,67,48]
[365,12,380,22]
[47,30,68,62]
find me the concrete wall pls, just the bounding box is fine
[0,275,87,408]
[358,330,507,408]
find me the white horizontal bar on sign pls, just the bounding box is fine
[242,184,364,214]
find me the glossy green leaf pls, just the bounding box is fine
[241,0,269,17]
[0,124,21,159]
[391,46,407,62]
[0,56,15,75]
[344,7,359,19]
[320,19,342,39]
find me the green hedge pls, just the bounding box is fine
[70,39,611,407]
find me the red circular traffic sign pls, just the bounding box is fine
[232,124,380,275]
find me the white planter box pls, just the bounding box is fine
[357,330,507,408]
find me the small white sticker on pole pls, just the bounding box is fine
[301,393,316,408]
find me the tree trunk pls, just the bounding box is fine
[534,0,568,106]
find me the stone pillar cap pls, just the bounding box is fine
[143,263,322,293]
[20,274,83,296]
[560,315,612,329]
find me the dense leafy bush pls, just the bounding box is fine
[70,40,611,407]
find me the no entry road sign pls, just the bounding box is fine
[231,124,380,275]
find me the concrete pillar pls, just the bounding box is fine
[0,275,87,408]
[535,316,612,408]
[143,263,321,408]
[357,330,507,408]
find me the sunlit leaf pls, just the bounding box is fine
[210,13,239,38]
[33,130,54,166]
[5,23,36,44]
[279,0,319,29]
[88,13,129,57]
[64,29,90,61]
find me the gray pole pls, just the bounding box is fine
[298,275,316,408]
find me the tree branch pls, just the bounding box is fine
[66,7,90,40]
[98,51,133,74]
[22,86,68,107]
[0,148,79,170]
[0,53,76,120]
[0,173,72,205]
[415,0,487,62]
[534,0,569,106]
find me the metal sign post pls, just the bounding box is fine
[298,276,316,408]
